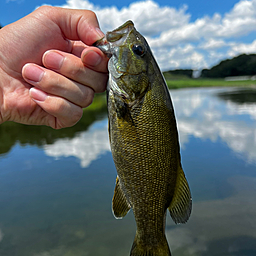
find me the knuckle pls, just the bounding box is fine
[36,5,55,16]
[95,74,108,93]
[40,72,62,94]
[54,105,83,129]
[70,62,84,78]
[85,10,97,20]
[69,108,83,126]
[81,87,94,108]
[36,5,48,12]
[63,58,84,79]
[52,100,66,115]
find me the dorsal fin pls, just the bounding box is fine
[168,166,192,224]
[112,176,131,219]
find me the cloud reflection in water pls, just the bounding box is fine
[44,119,110,168]
[171,88,256,163]
[44,88,256,166]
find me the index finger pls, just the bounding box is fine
[37,6,105,46]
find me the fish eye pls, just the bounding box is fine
[132,44,145,56]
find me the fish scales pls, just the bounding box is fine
[110,75,178,236]
[95,20,192,256]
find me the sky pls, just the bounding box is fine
[1,0,256,70]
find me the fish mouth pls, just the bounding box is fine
[94,20,134,56]
[106,20,134,44]
[94,21,136,100]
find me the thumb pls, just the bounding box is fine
[36,6,105,46]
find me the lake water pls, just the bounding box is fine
[0,87,256,256]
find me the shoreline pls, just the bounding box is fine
[165,78,256,89]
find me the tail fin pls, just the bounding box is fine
[130,233,171,256]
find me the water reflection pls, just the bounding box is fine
[0,87,256,256]
[0,94,107,155]
[44,119,110,168]
[44,87,256,167]
[172,88,256,164]
[167,175,256,255]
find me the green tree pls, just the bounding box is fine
[202,54,256,78]
[163,69,193,79]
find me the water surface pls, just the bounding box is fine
[0,87,256,256]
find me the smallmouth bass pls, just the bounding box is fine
[95,21,192,256]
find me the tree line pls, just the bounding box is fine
[201,54,256,78]
[163,69,193,79]
[164,54,256,79]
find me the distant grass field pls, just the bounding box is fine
[165,78,256,89]
[163,73,256,89]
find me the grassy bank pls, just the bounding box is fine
[165,78,256,89]
[84,92,107,112]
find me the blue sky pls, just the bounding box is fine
[0,0,240,26]
[1,0,256,70]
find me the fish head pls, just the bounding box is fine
[95,21,151,102]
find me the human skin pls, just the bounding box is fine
[0,6,109,129]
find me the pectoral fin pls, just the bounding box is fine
[112,176,131,219]
[115,97,136,126]
[168,166,192,224]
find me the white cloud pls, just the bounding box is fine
[199,39,227,50]
[152,45,207,70]
[63,0,190,36]
[228,39,256,57]
[59,0,256,70]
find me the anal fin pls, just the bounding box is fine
[168,166,192,224]
[112,176,131,219]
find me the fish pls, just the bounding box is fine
[94,20,192,256]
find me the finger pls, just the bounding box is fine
[81,47,109,73]
[36,6,105,46]
[42,50,108,93]
[29,87,83,129]
[22,63,95,108]
[71,41,87,57]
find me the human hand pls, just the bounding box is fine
[0,6,108,129]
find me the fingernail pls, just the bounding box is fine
[30,87,48,102]
[95,27,105,39]
[23,64,44,82]
[83,50,102,67]
[43,51,64,70]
